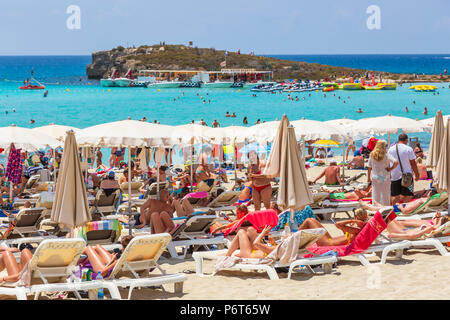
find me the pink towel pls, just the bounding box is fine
[182,191,208,200]
[224,209,279,236]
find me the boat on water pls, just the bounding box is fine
[19,70,45,90]
[202,81,236,88]
[100,68,118,87]
[146,81,184,88]
[409,85,437,92]
[340,83,363,90]
[114,78,133,87]
[377,83,397,90]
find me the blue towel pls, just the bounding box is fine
[272,206,316,231]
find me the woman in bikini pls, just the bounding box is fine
[296,208,369,246]
[224,225,277,259]
[80,235,134,278]
[247,151,272,211]
[359,200,448,240]
[237,179,253,204]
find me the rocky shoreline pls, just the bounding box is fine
[86,44,450,83]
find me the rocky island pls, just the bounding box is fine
[86,44,449,83]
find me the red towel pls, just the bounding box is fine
[223,209,279,236]
[306,211,396,257]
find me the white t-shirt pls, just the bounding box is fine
[388,143,416,181]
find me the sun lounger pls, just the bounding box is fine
[0,207,46,240]
[308,210,410,266]
[90,189,122,218]
[401,222,450,257]
[195,190,241,214]
[397,193,448,216]
[0,238,117,300]
[192,228,337,280]
[77,219,123,246]
[313,199,359,220]
[104,234,187,300]
[167,215,226,259]
[144,181,169,199]
[120,182,144,199]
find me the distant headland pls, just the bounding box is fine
[86,44,449,83]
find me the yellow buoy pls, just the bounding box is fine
[238,89,241,93]
[107,89,111,92]
[66,89,69,92]
[158,89,161,92]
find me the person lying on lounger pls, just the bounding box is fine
[125,189,195,232]
[321,185,372,201]
[295,208,370,246]
[224,225,278,259]
[358,196,431,216]
[79,235,134,278]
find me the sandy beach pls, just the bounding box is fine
[123,163,449,301]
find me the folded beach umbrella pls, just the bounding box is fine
[33,124,80,143]
[0,125,60,151]
[435,119,450,203]
[264,115,313,220]
[50,130,91,229]
[426,111,445,168]
[291,119,349,141]
[347,115,427,140]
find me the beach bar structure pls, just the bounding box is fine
[207,68,273,83]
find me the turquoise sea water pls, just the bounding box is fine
[0,55,449,161]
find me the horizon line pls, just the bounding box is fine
[0,53,449,57]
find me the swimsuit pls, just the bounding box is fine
[253,184,271,193]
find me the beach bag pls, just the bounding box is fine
[396,144,413,188]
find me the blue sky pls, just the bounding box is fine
[0,0,449,55]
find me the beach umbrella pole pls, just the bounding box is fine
[127,146,133,236]
[234,140,237,182]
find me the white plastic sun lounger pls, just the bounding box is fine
[354,239,412,266]
[192,249,337,280]
[0,238,117,300]
[167,215,226,259]
[192,229,337,280]
[407,222,450,256]
[104,234,187,300]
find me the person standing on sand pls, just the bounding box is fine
[388,133,420,204]
[368,140,398,206]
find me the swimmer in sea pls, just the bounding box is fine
[231,112,236,118]
[356,108,363,113]
[30,119,35,124]
[405,106,409,113]
[226,112,230,117]
[423,107,428,115]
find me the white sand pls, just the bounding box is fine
[128,160,449,300]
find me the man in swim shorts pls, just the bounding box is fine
[313,160,343,186]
